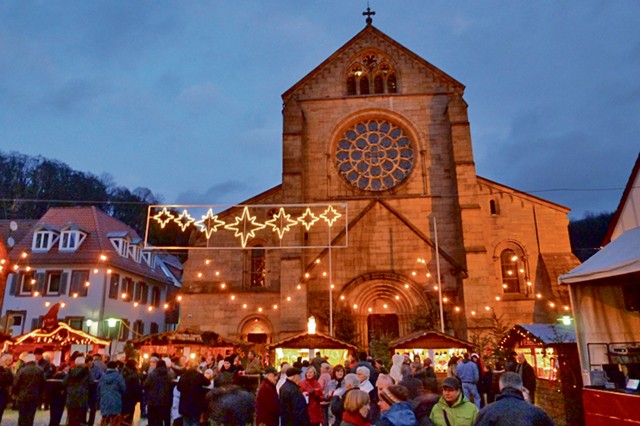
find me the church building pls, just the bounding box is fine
[178,17,579,348]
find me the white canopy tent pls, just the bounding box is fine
[559,226,640,384]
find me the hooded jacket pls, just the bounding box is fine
[376,401,418,426]
[98,368,126,416]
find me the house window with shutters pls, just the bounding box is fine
[69,270,89,297]
[120,277,133,302]
[46,271,66,296]
[66,316,84,331]
[151,286,162,307]
[150,322,159,334]
[133,320,144,337]
[119,319,130,341]
[18,272,36,296]
[108,274,120,299]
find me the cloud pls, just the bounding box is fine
[178,82,219,110]
[175,180,253,205]
[44,78,104,112]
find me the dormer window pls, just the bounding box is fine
[142,251,155,268]
[108,232,131,257]
[59,230,86,251]
[32,230,58,251]
[130,244,141,263]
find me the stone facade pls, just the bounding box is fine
[179,24,578,347]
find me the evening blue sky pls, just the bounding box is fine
[1,1,639,219]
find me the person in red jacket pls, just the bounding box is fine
[300,366,324,426]
[256,366,280,426]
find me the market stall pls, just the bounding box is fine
[500,323,583,425]
[128,328,250,361]
[12,321,109,364]
[389,330,473,373]
[267,331,358,367]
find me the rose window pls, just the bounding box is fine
[335,119,415,191]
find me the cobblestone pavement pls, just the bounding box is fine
[1,408,148,425]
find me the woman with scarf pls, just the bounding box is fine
[300,366,324,426]
[341,390,372,426]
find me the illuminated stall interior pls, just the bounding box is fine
[390,330,473,373]
[267,330,358,367]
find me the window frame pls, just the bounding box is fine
[108,273,120,299]
[69,270,90,298]
[18,272,35,296]
[59,230,86,251]
[32,231,58,251]
[45,271,63,296]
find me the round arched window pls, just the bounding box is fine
[335,119,415,191]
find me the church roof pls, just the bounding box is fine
[477,176,571,212]
[282,24,464,102]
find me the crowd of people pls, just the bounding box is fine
[0,347,554,426]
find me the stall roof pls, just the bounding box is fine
[266,331,358,351]
[500,324,576,348]
[14,322,109,347]
[390,330,473,351]
[559,226,640,284]
[128,329,247,348]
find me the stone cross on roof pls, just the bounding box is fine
[363,6,376,25]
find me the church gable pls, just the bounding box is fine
[282,25,464,102]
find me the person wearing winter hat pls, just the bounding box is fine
[376,385,417,426]
[429,377,478,426]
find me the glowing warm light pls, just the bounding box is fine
[322,272,327,277]
[426,272,431,278]
[153,208,175,228]
[107,318,118,328]
[443,297,448,303]
[536,293,542,299]
[273,304,278,310]
[230,295,235,300]
[297,284,302,290]
[164,303,170,309]
[107,269,112,274]
[195,209,225,238]
[485,306,491,311]
[564,305,570,311]
[519,269,524,273]
[395,295,400,300]
[84,281,90,287]
[121,293,128,300]
[454,306,461,312]
[174,209,195,232]
[220,283,226,289]
[30,279,36,285]
[320,205,342,226]
[495,296,501,301]
[287,296,291,302]
[433,285,438,290]
[134,302,139,307]
[26,266,31,272]
[315,259,321,264]
[404,284,409,289]
[21,252,28,259]
[257,307,263,313]
[412,271,417,276]
[304,273,310,279]
[60,302,65,308]
[148,306,153,312]
[72,293,78,298]
[527,281,532,286]
[0,259,5,264]
[205,259,211,265]
[297,208,320,230]
[265,207,298,238]
[143,353,149,359]
[549,302,556,308]
[368,307,373,313]
[33,291,40,297]
[86,319,94,327]
[190,353,196,359]
[177,295,183,301]
[353,304,358,309]
[511,255,518,261]
[340,295,345,300]
[471,310,477,316]
[502,284,508,289]
[215,271,220,276]
[242,304,247,309]
[383,304,388,309]
[224,207,266,248]
[308,316,317,334]
[99,254,108,261]
[507,270,513,276]
[13,265,19,271]
[197,272,203,278]
[45,302,51,307]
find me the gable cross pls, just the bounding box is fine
[362,6,375,25]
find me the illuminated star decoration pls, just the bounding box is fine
[320,205,342,227]
[195,209,226,239]
[173,209,195,232]
[265,207,298,239]
[298,208,320,231]
[224,207,266,248]
[153,208,175,228]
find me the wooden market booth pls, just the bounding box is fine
[390,330,473,374]
[12,321,109,364]
[267,331,358,367]
[500,323,583,426]
[128,328,251,362]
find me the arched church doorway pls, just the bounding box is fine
[367,314,399,343]
[239,316,273,344]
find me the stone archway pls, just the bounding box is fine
[339,272,434,347]
[238,315,274,344]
